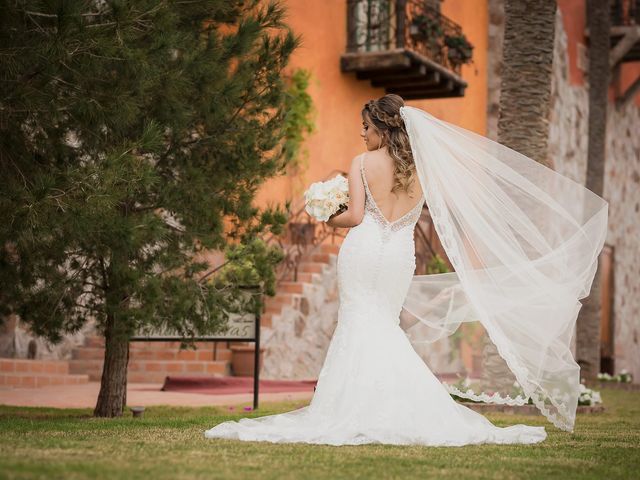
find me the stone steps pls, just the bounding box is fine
[71,346,232,362]
[1,239,344,387]
[69,357,230,382]
[319,243,341,255]
[0,359,89,388]
[260,243,342,327]
[258,240,343,378]
[1,358,70,374]
[69,337,233,382]
[278,281,305,294]
[298,262,326,274]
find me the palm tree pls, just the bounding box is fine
[576,0,610,383]
[481,0,558,391]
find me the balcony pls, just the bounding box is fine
[340,0,471,100]
[584,0,640,107]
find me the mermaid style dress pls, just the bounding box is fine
[204,153,547,446]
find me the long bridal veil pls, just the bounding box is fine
[398,106,608,432]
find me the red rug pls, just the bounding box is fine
[161,376,317,395]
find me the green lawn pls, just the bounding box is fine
[0,389,638,480]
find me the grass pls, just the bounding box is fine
[0,389,638,480]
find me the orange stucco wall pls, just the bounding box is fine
[254,0,489,210]
[253,1,639,212]
[558,0,640,105]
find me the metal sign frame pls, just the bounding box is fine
[130,285,262,410]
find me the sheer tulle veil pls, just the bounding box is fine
[398,105,608,432]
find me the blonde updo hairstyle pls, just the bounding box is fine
[361,94,417,197]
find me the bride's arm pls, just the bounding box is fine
[326,155,365,228]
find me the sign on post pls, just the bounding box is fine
[130,285,262,409]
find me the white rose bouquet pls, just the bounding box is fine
[304,174,350,222]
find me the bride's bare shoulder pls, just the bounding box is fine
[363,149,423,198]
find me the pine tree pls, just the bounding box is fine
[0,0,305,417]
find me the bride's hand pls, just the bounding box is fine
[326,204,348,226]
[326,155,366,228]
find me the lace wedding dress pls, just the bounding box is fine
[204,153,547,446]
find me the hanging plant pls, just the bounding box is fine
[409,13,444,49]
[444,33,474,68]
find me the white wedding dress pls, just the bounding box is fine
[204,153,547,446]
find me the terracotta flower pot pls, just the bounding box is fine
[230,344,265,377]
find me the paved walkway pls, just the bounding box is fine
[0,382,314,409]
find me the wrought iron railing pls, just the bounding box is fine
[346,0,472,75]
[203,169,446,287]
[272,175,447,282]
[610,0,639,26]
[414,204,452,274]
[198,169,348,287]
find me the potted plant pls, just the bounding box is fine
[409,13,444,49]
[230,343,265,376]
[444,34,474,68]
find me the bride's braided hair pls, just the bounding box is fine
[362,94,417,196]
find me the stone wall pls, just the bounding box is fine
[604,102,640,380]
[0,313,96,360]
[486,0,504,142]
[260,256,340,379]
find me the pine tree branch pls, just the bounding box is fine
[130,204,162,213]
[99,256,110,291]
[83,280,106,291]
[73,302,104,315]
[20,11,57,18]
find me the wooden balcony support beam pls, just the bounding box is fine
[403,49,467,87]
[584,25,640,68]
[616,75,640,109]
[610,25,640,68]
[365,64,428,83]
[340,50,412,73]
[356,65,418,81]
[396,89,466,100]
[340,49,467,100]
[372,70,441,89]
[387,80,466,99]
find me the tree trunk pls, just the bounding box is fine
[93,311,130,417]
[482,0,557,383]
[497,0,557,166]
[576,0,610,383]
[94,251,132,418]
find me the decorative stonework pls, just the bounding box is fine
[548,11,640,381]
[547,9,589,363]
[604,101,640,381]
[260,254,340,379]
[548,12,589,184]
[0,313,96,361]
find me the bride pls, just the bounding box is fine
[204,94,608,445]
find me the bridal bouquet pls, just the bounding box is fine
[304,174,349,222]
